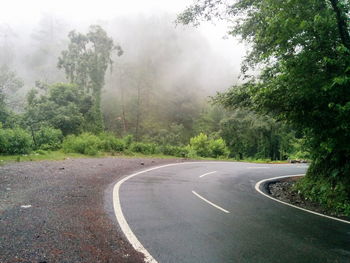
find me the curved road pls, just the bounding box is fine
[115,162,350,263]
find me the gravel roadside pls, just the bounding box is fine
[268,177,350,222]
[0,157,183,263]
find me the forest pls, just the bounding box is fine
[0,15,303,162]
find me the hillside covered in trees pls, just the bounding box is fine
[0,15,302,161]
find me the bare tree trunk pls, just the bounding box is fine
[329,0,350,50]
[135,81,141,141]
[119,68,128,134]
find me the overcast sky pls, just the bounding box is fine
[0,0,245,68]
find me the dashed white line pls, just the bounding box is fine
[192,190,230,214]
[199,171,217,178]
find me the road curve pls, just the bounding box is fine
[114,162,350,263]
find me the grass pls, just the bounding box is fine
[0,151,87,165]
[0,150,291,166]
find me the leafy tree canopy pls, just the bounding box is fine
[178,0,350,188]
[58,25,123,133]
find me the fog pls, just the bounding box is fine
[0,0,246,139]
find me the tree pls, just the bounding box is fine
[58,25,123,133]
[24,83,88,140]
[0,66,23,125]
[0,65,23,110]
[179,0,350,205]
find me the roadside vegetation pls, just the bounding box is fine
[1,24,306,165]
[178,0,350,216]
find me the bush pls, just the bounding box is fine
[98,133,125,152]
[129,142,158,154]
[35,126,63,150]
[295,175,350,216]
[62,133,102,155]
[188,133,230,158]
[208,138,229,158]
[160,145,189,157]
[189,133,210,157]
[122,134,134,149]
[0,127,32,154]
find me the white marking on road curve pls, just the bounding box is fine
[112,161,308,262]
[255,174,350,225]
[199,171,217,178]
[113,162,234,263]
[192,191,230,214]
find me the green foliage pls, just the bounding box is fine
[62,133,102,155]
[34,126,63,150]
[208,137,229,158]
[296,175,350,216]
[0,65,23,110]
[159,145,189,157]
[219,110,295,160]
[0,127,32,154]
[25,83,86,136]
[188,133,229,158]
[62,132,129,156]
[189,133,210,157]
[98,132,125,152]
[58,25,123,133]
[129,142,159,155]
[122,134,134,148]
[179,0,350,201]
[144,124,187,146]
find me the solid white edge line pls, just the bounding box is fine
[192,190,230,214]
[113,161,239,263]
[199,171,217,178]
[255,174,350,225]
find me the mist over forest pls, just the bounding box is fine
[0,12,300,161]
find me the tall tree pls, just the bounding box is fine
[0,66,23,107]
[58,25,123,133]
[179,1,350,197]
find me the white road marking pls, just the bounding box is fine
[192,190,230,214]
[112,161,308,262]
[113,162,232,263]
[255,174,350,225]
[199,171,217,178]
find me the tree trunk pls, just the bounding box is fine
[329,0,350,50]
[135,81,141,141]
[119,69,128,134]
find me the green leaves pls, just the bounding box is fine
[58,25,122,132]
[179,0,350,198]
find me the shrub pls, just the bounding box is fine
[98,133,125,152]
[295,175,350,216]
[122,134,134,149]
[0,128,32,154]
[62,133,102,155]
[129,142,158,154]
[189,133,210,157]
[160,145,189,157]
[35,126,63,150]
[208,138,229,158]
[188,133,230,158]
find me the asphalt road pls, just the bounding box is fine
[116,162,350,263]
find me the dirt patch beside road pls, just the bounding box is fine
[0,157,183,263]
